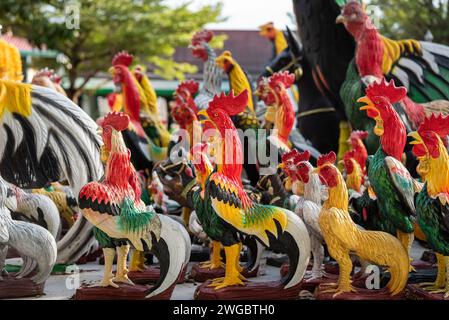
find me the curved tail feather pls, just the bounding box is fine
[145,214,190,298]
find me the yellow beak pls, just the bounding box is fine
[108,66,115,75]
[408,131,423,145]
[336,14,345,24]
[358,96,376,111]
[197,109,210,125]
[278,163,284,169]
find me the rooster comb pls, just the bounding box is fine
[294,150,311,164]
[268,71,295,89]
[112,51,133,67]
[208,90,249,116]
[350,130,368,140]
[281,149,300,164]
[317,151,337,167]
[101,112,130,132]
[34,68,54,78]
[365,78,407,105]
[192,30,214,45]
[418,113,449,138]
[176,80,199,96]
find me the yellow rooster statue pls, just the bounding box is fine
[314,151,409,297]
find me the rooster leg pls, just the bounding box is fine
[422,256,449,298]
[181,207,191,227]
[93,248,119,288]
[418,253,446,290]
[321,251,356,296]
[209,244,245,290]
[129,249,146,272]
[112,244,134,285]
[200,241,224,269]
[306,235,325,280]
[396,230,415,271]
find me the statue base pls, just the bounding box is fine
[0,276,45,298]
[405,284,448,300]
[314,280,405,300]
[74,282,175,300]
[194,279,303,300]
[190,264,259,283]
[128,265,187,284]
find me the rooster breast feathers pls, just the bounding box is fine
[415,184,449,255]
[0,82,103,196]
[207,172,288,246]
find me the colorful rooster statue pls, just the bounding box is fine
[258,22,288,57]
[257,71,295,152]
[358,79,417,264]
[281,149,327,280]
[410,114,449,298]
[338,1,449,102]
[198,90,310,290]
[109,51,167,168]
[132,65,171,149]
[342,150,364,193]
[347,130,368,174]
[78,112,189,297]
[171,80,200,147]
[315,151,409,297]
[189,30,223,111]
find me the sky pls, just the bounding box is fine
[167,0,296,30]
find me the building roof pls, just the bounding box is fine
[1,30,58,58]
[173,29,275,80]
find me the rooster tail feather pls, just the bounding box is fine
[356,230,409,295]
[145,215,191,298]
[272,209,310,289]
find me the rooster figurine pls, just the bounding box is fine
[315,151,409,297]
[409,114,449,298]
[347,130,369,174]
[78,112,189,298]
[358,79,417,263]
[197,90,310,292]
[257,71,295,152]
[189,30,223,111]
[259,22,288,57]
[281,149,327,280]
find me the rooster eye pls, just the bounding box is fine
[214,112,218,117]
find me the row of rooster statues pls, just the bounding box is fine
[1,0,449,300]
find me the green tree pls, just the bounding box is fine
[370,0,449,44]
[0,0,223,101]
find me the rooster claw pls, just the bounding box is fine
[91,278,119,288]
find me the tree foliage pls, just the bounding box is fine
[371,0,449,44]
[0,0,223,100]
